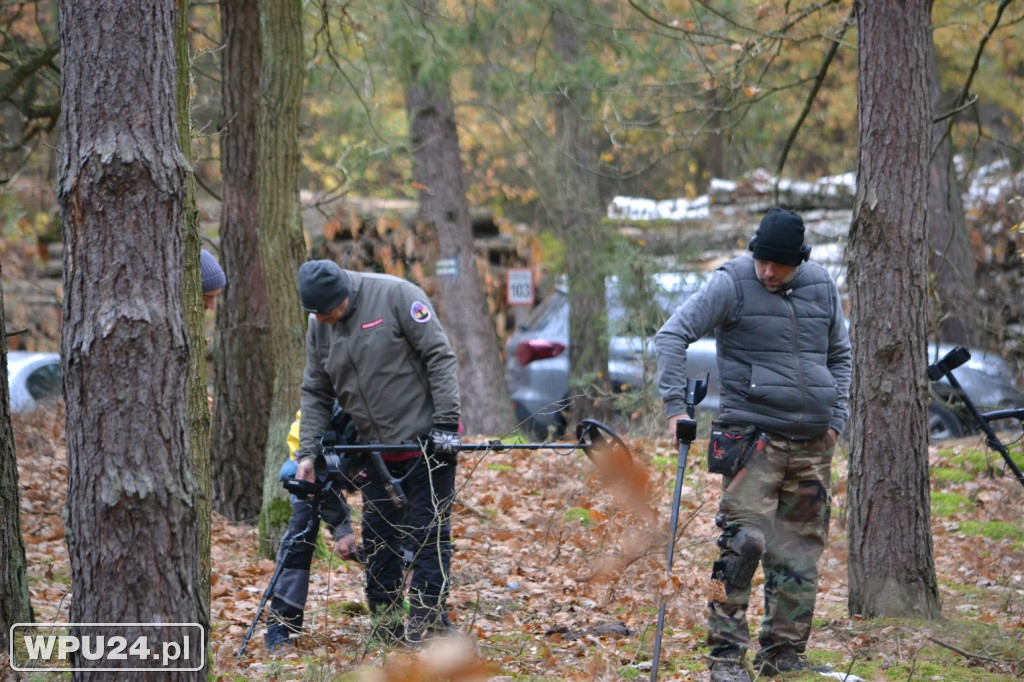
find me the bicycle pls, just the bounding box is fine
[928,346,1024,490]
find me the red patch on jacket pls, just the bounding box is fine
[361,317,384,329]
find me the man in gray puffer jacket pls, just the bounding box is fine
[656,207,852,682]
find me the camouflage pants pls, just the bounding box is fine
[707,431,833,657]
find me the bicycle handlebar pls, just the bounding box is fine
[979,408,1024,425]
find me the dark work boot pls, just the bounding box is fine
[265,610,302,655]
[754,646,832,675]
[264,624,292,654]
[708,650,751,682]
[405,604,456,648]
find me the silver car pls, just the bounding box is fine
[505,273,718,437]
[505,276,1023,441]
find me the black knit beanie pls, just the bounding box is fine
[748,207,809,267]
[298,260,351,314]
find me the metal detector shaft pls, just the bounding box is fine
[651,375,708,681]
[321,441,592,453]
[319,419,629,457]
[945,375,1024,489]
[929,347,1024,490]
[650,419,697,681]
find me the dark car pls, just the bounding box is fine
[505,276,1023,441]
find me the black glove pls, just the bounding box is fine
[427,423,460,462]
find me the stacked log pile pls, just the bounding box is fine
[967,168,1024,372]
[1,238,63,351]
[1,196,543,353]
[302,196,541,340]
[2,166,1020,374]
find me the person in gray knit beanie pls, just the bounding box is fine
[297,260,350,316]
[200,249,226,311]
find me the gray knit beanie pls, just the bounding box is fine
[200,249,226,292]
[298,260,350,314]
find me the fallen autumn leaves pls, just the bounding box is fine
[9,408,1024,680]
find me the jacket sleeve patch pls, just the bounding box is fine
[410,301,432,323]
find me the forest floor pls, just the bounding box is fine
[5,407,1024,682]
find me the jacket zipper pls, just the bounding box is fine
[342,320,383,443]
[783,293,807,434]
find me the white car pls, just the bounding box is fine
[7,351,62,413]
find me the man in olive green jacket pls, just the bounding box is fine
[294,260,462,647]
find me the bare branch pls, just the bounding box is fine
[0,44,59,103]
[952,0,1014,111]
[932,94,978,124]
[773,7,854,192]
[926,636,1004,665]
[933,0,1015,162]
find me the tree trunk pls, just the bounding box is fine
[552,7,613,431]
[58,2,205,678]
[256,0,309,558]
[176,0,212,621]
[925,37,977,347]
[403,0,514,436]
[212,0,273,523]
[846,0,941,620]
[0,272,33,651]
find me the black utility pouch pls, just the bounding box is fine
[707,422,756,475]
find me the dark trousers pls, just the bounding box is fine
[269,492,348,628]
[359,454,456,632]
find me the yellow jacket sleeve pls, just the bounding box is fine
[287,410,301,461]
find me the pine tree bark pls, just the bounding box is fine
[925,38,977,347]
[0,272,33,651]
[256,0,309,557]
[58,1,205,678]
[176,0,212,621]
[403,0,513,436]
[212,0,273,523]
[846,0,941,620]
[552,7,613,430]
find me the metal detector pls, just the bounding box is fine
[650,374,708,681]
[238,419,633,657]
[311,419,631,504]
[928,347,1024,489]
[314,418,629,461]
